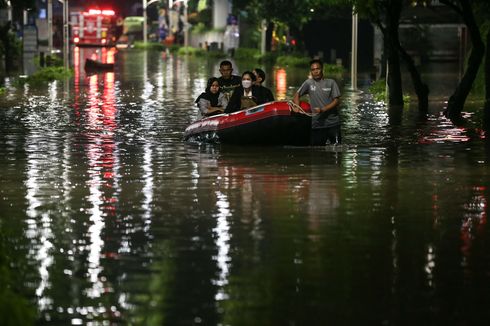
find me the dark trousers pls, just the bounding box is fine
[311,125,341,146]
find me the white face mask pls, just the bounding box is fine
[242,80,252,88]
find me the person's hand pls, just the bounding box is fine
[312,107,322,114]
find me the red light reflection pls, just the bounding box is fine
[275,68,287,100]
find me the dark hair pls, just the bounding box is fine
[220,60,233,68]
[254,68,266,83]
[242,71,256,82]
[205,77,220,92]
[310,59,323,69]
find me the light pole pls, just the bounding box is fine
[143,0,160,44]
[350,8,358,91]
[48,0,53,54]
[7,1,12,22]
[59,0,70,69]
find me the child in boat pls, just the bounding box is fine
[195,77,228,119]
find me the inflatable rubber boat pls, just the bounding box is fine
[183,101,312,145]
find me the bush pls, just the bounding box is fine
[369,79,387,102]
[16,66,72,86]
[234,47,261,61]
[259,52,278,65]
[369,79,411,104]
[177,46,205,56]
[133,41,167,51]
[275,55,310,67]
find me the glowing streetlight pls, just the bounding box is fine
[7,1,12,21]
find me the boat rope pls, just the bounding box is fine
[287,101,314,117]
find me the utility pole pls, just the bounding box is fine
[61,0,70,69]
[350,9,358,91]
[260,20,266,55]
[184,0,188,47]
[143,0,148,44]
[7,1,12,21]
[48,0,53,54]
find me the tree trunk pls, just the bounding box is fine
[385,0,404,108]
[484,28,490,129]
[443,0,484,122]
[0,23,13,73]
[266,21,274,52]
[398,45,430,111]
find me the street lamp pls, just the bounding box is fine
[350,8,358,91]
[7,1,12,22]
[170,0,188,47]
[143,0,160,44]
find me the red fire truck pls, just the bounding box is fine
[71,9,117,47]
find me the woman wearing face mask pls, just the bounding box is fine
[225,71,269,113]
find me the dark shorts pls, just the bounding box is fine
[311,125,341,146]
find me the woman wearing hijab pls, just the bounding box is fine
[225,71,270,114]
[195,77,228,119]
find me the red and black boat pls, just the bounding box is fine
[183,101,312,145]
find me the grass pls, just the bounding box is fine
[133,41,167,51]
[177,46,206,56]
[16,66,72,86]
[369,79,411,105]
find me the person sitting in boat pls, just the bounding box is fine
[217,60,241,100]
[225,71,270,114]
[253,68,275,102]
[195,77,228,119]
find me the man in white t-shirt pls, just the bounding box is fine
[293,59,341,145]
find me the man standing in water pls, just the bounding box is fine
[293,59,341,145]
[217,60,241,100]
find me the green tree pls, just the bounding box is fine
[0,0,36,73]
[347,0,404,107]
[471,1,490,126]
[232,0,318,51]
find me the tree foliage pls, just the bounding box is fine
[0,0,35,11]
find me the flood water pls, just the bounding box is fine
[1,48,490,325]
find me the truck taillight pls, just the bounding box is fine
[74,37,79,43]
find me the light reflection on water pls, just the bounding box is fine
[1,49,490,325]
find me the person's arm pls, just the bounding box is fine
[224,88,241,113]
[293,80,308,106]
[218,93,229,110]
[293,92,301,105]
[312,80,341,113]
[197,98,210,115]
[312,97,340,114]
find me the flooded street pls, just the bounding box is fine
[1,49,490,325]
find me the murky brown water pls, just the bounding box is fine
[1,48,490,325]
